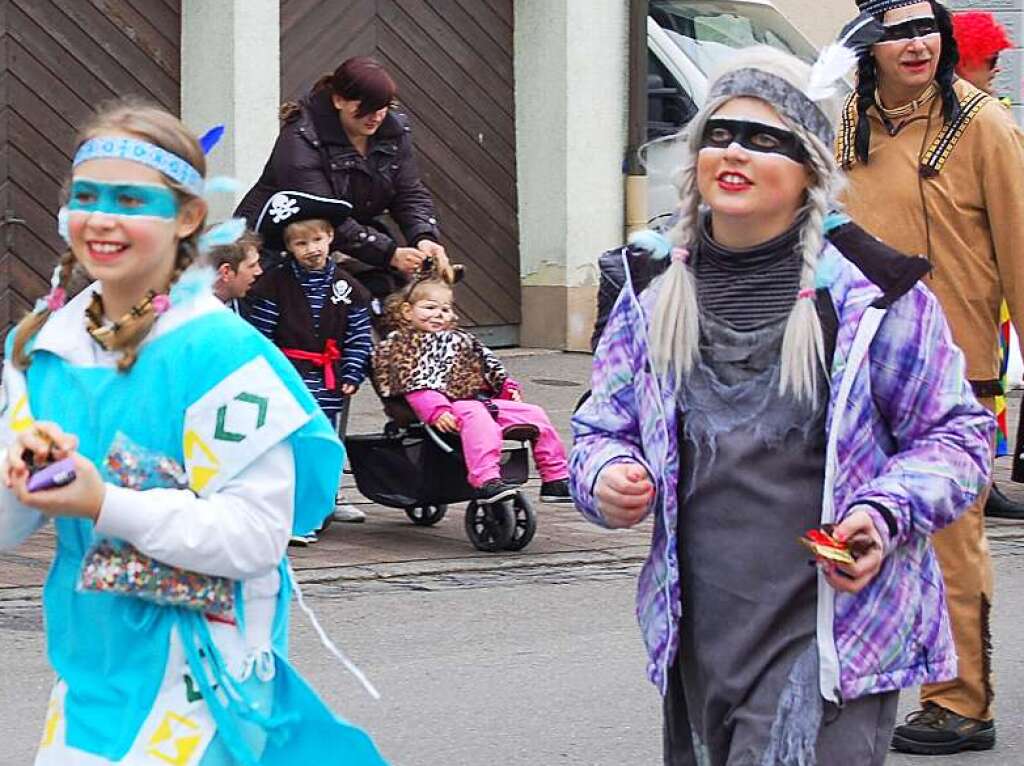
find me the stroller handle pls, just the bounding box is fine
[423,423,456,454]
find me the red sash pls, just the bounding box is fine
[281,339,341,389]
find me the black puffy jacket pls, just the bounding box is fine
[236,89,440,268]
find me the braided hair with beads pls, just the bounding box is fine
[12,99,208,372]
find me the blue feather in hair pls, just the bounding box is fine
[170,267,216,305]
[199,217,247,254]
[205,176,241,195]
[199,125,226,155]
[628,229,673,260]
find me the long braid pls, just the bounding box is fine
[933,0,961,124]
[854,55,878,164]
[113,238,198,371]
[778,123,834,404]
[650,99,726,382]
[12,250,78,370]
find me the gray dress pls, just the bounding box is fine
[662,228,897,766]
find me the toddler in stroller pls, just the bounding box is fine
[348,276,572,552]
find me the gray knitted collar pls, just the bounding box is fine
[708,69,834,148]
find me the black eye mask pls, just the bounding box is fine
[878,18,938,43]
[700,118,808,163]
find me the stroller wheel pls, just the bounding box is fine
[503,493,537,551]
[464,500,515,552]
[404,504,448,526]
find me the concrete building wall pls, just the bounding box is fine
[515,0,628,350]
[947,0,1024,122]
[180,0,280,222]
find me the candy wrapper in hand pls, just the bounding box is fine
[77,432,234,614]
[800,527,855,565]
[23,427,77,492]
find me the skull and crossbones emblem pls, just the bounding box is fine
[268,194,300,224]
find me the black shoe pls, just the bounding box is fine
[475,479,518,504]
[985,483,1024,520]
[540,479,573,504]
[891,704,995,755]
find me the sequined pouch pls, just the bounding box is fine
[76,433,235,614]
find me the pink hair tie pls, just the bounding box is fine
[671,247,690,265]
[151,294,171,314]
[45,287,67,312]
[798,287,816,300]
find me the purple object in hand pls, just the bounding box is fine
[27,457,77,492]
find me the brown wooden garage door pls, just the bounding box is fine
[0,0,180,332]
[280,0,520,338]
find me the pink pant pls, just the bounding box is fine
[449,399,568,488]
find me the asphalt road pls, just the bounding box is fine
[2,547,1022,765]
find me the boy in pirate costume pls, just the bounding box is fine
[251,191,374,536]
[838,0,1024,754]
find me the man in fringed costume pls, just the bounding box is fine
[838,0,1024,755]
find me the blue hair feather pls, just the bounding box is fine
[170,267,216,305]
[205,176,241,195]
[199,217,247,254]
[199,125,226,155]
[628,229,673,260]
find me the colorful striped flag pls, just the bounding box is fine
[996,300,1010,457]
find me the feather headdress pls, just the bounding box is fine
[806,12,884,102]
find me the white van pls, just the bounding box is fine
[645,2,1024,384]
[645,0,818,221]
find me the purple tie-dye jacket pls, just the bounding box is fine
[570,244,994,700]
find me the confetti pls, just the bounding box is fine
[78,540,234,613]
[76,432,234,614]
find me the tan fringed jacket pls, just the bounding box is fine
[839,79,1024,391]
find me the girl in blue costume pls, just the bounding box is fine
[0,101,389,765]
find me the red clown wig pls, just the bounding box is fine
[952,11,1012,69]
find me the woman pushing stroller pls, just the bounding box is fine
[372,276,572,506]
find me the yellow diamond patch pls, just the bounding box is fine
[145,711,202,765]
[183,429,220,493]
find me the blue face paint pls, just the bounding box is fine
[68,179,179,220]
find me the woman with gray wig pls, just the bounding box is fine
[570,44,994,765]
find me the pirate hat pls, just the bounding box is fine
[255,190,353,252]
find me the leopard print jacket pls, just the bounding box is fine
[372,328,508,401]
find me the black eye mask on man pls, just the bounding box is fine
[878,17,939,43]
[699,118,808,163]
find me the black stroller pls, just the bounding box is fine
[345,394,540,553]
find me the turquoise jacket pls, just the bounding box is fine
[0,279,386,765]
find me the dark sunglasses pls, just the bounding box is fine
[700,118,808,163]
[986,54,1000,70]
[878,18,939,43]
